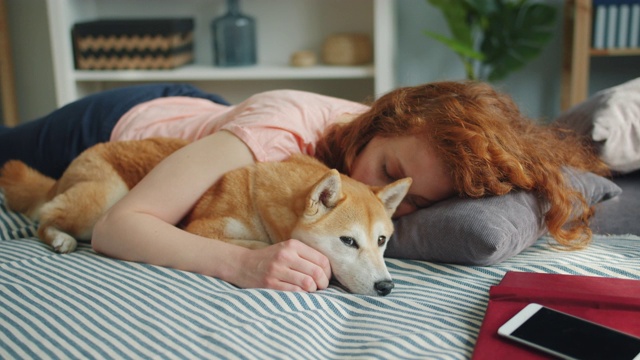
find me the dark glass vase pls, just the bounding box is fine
[211,0,257,67]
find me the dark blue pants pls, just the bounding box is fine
[0,83,229,179]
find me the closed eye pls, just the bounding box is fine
[382,163,396,181]
[340,236,359,249]
[404,194,434,210]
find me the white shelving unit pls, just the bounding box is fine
[45,0,396,106]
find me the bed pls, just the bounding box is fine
[2,190,639,359]
[3,78,640,359]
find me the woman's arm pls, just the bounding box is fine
[92,131,331,292]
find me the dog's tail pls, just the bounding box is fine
[0,160,55,220]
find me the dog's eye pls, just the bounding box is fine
[340,236,359,249]
[378,236,386,246]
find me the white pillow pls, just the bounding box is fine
[554,77,640,173]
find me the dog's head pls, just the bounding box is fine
[291,169,411,296]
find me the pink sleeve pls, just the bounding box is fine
[220,90,369,162]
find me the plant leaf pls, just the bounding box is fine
[521,3,557,27]
[488,52,527,81]
[426,0,474,45]
[423,31,485,60]
[479,0,557,78]
[424,0,558,81]
[463,0,499,17]
[510,43,543,61]
[519,31,555,45]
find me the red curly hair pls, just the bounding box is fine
[315,81,610,249]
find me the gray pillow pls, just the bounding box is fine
[386,170,622,266]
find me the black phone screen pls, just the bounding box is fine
[511,307,640,360]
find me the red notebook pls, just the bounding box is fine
[471,271,640,359]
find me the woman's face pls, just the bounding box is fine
[350,135,455,218]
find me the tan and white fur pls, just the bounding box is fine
[0,138,411,296]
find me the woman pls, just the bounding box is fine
[0,81,609,292]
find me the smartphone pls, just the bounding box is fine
[498,303,640,360]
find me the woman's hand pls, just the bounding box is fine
[233,239,332,292]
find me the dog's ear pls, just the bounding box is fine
[305,169,343,218]
[375,177,412,218]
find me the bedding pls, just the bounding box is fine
[387,168,622,265]
[554,77,640,174]
[553,77,640,236]
[2,191,639,359]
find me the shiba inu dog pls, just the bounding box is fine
[0,138,411,296]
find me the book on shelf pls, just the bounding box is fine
[619,3,631,47]
[471,271,640,360]
[593,3,607,49]
[607,3,619,48]
[592,0,640,49]
[631,3,640,47]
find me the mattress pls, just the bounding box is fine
[1,191,639,359]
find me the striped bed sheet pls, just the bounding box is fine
[1,191,639,360]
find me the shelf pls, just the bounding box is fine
[562,0,640,110]
[590,48,640,57]
[47,0,395,106]
[73,64,375,82]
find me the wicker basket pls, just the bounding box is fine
[322,33,372,66]
[72,18,194,70]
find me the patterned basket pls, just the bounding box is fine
[72,18,194,70]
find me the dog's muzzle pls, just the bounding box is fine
[374,280,394,296]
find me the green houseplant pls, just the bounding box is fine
[424,0,557,82]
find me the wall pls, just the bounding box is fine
[6,0,640,123]
[6,0,56,122]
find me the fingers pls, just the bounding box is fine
[264,240,331,292]
[238,239,332,293]
[282,240,331,290]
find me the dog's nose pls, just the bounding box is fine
[374,280,394,296]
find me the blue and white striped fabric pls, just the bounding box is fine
[1,191,639,359]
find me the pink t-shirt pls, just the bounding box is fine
[111,90,369,162]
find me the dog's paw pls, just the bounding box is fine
[42,227,78,253]
[51,233,77,254]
